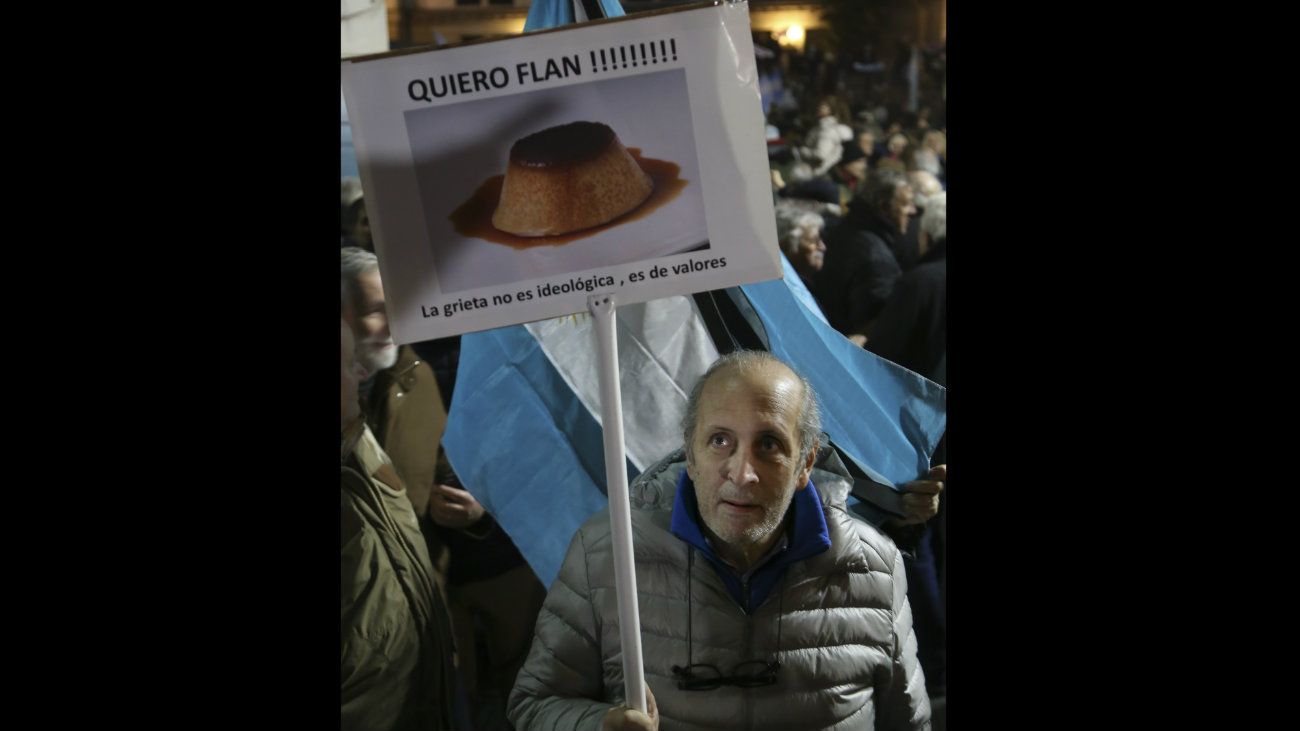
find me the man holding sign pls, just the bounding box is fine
[509,351,934,730]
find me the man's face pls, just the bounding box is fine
[796,225,826,272]
[346,269,398,375]
[340,320,364,430]
[686,364,816,561]
[889,185,917,231]
[856,132,875,153]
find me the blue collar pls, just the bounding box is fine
[669,470,832,612]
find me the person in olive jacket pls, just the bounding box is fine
[341,318,457,731]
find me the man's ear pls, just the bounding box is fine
[684,447,696,481]
[795,445,817,490]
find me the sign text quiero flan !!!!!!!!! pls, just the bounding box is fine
[408,38,680,102]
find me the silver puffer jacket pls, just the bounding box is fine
[508,446,930,731]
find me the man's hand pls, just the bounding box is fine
[894,464,945,526]
[427,483,486,529]
[847,333,868,347]
[601,686,659,731]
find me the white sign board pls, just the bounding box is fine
[342,2,780,342]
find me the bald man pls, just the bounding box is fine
[510,351,933,731]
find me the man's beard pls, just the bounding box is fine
[708,479,797,550]
[358,337,399,374]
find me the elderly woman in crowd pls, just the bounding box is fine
[774,202,827,290]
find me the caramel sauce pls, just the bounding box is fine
[448,149,689,249]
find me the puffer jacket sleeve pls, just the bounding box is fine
[875,543,932,730]
[507,524,613,731]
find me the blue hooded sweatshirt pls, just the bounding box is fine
[669,470,832,613]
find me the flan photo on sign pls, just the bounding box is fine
[405,67,707,294]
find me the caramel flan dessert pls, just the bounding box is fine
[491,121,654,237]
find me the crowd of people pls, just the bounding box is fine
[340,28,947,731]
[765,39,949,730]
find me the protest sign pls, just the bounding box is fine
[341,2,779,342]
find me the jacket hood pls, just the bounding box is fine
[625,441,893,613]
[668,470,831,568]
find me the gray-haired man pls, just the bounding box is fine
[510,351,937,731]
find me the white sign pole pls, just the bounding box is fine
[587,292,647,714]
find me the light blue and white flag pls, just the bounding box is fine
[741,258,946,486]
[524,0,626,30]
[443,295,718,587]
